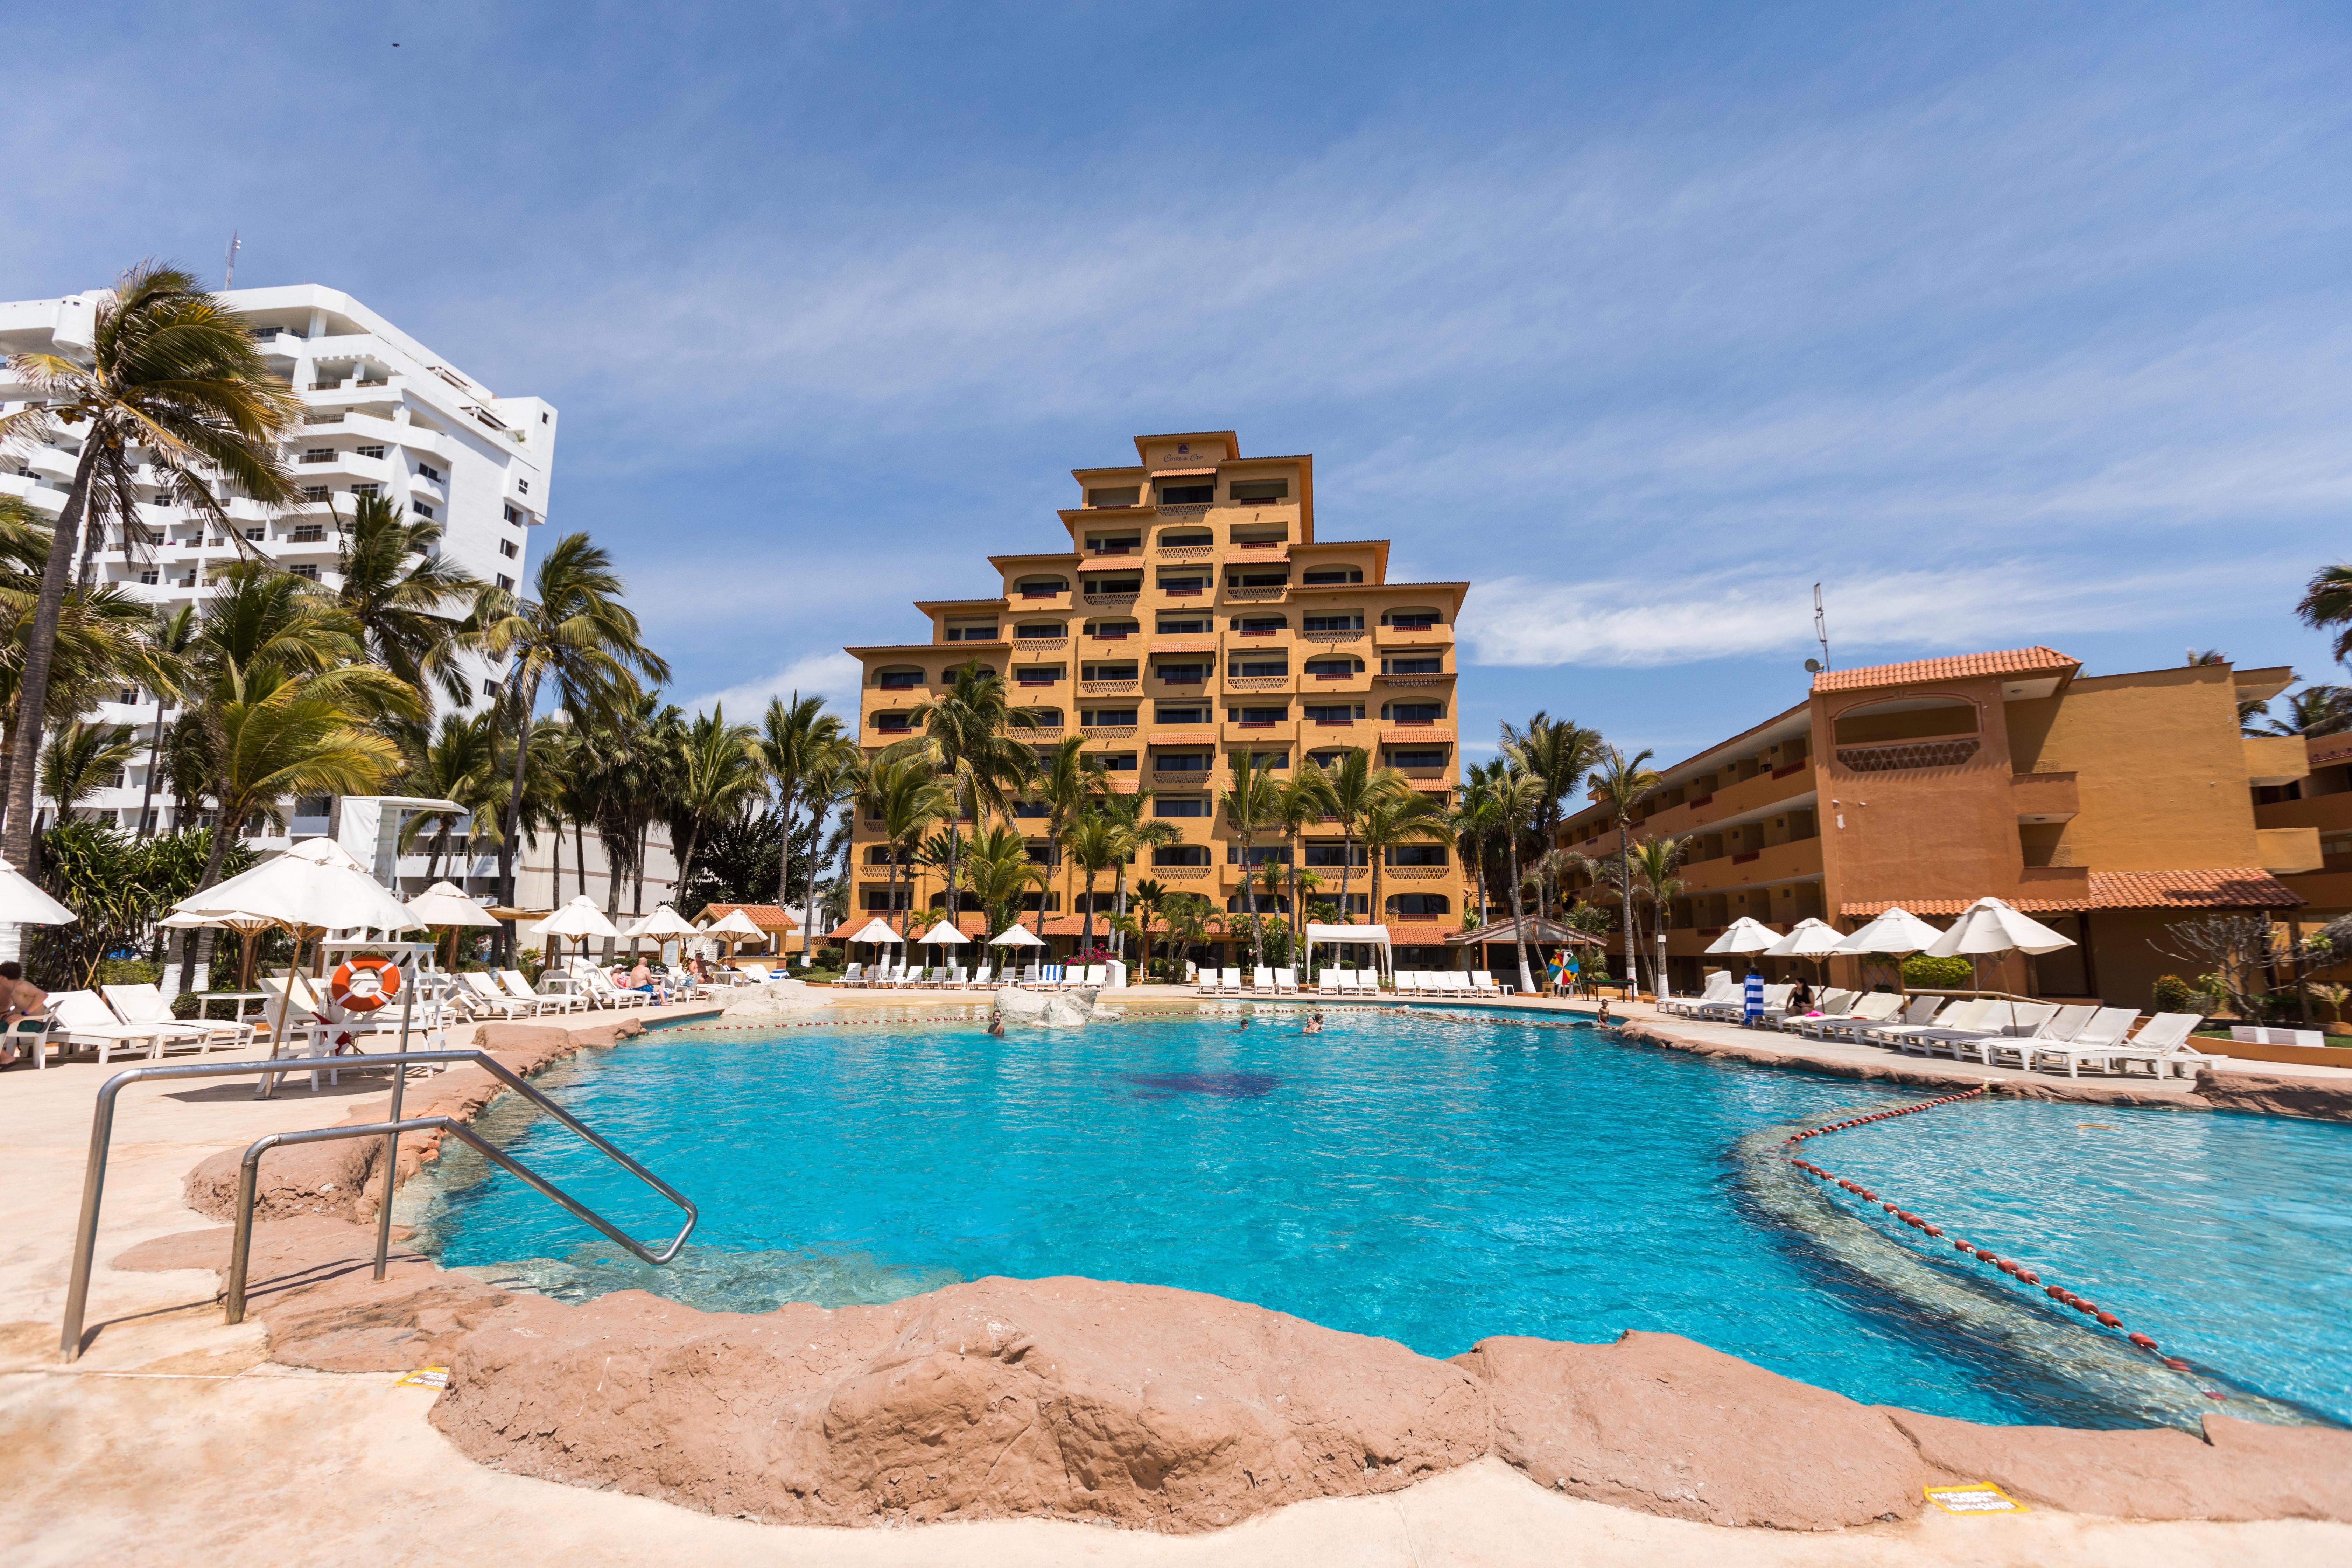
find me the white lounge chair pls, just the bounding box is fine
[1798,991,1903,1040]
[2024,1008,2142,1077]
[502,970,585,1014]
[102,982,250,1053]
[1660,972,1735,1017]
[1469,970,1505,997]
[1275,968,1299,995]
[1867,997,1988,1049]
[1842,994,1948,1043]
[459,971,540,1019]
[1906,1000,2057,1060]
[47,990,190,1064]
[2098,1013,2222,1078]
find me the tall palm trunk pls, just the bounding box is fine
[1110,859,1128,961]
[773,782,797,905]
[1618,819,1635,1000]
[1505,830,1535,995]
[573,819,588,909]
[4,443,99,869]
[494,677,540,961]
[135,692,167,838]
[1243,830,1265,971]
[1336,817,1355,923]
[1079,865,1098,958]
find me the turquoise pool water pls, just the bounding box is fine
[412,1007,2352,1430]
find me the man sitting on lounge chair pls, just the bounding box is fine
[0,962,48,1067]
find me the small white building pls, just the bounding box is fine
[0,283,555,842]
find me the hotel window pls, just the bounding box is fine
[1227,844,1290,865]
[290,523,326,542]
[1225,570,1288,588]
[1157,574,1205,595]
[1086,486,1141,507]
[1154,796,1210,818]
[517,478,528,493]
[1082,662,1137,680]
[1229,658,1288,678]
[1301,567,1362,585]
[412,501,434,518]
[1382,608,1442,629]
[1009,799,1050,818]
[944,623,997,642]
[1381,655,1443,674]
[1153,844,1211,866]
[1016,576,1070,598]
[1086,618,1138,638]
[861,888,914,911]
[1158,528,1213,548]
[496,573,516,592]
[1231,705,1288,726]
[418,463,444,483]
[290,564,320,581]
[1156,615,1210,634]
[1229,479,1289,503]
[503,504,525,524]
[483,679,502,696]
[1156,481,1215,505]
[1155,704,1210,724]
[1304,704,1363,723]
[873,712,913,732]
[1226,894,1293,914]
[1384,701,1444,723]
[351,482,380,497]
[1088,576,1143,596]
[1153,752,1210,772]
[1154,662,1207,684]
[1087,534,1141,554]
[138,569,158,585]
[1014,622,1065,639]
[1023,842,1059,866]
[300,486,329,502]
[1388,748,1448,768]
[356,445,386,460]
[244,526,265,541]
[1081,708,1137,726]
[877,669,923,690]
[1304,844,1367,868]
[1303,613,1364,632]
[1095,752,1137,771]
[1239,750,1288,769]
[1304,657,1360,679]
[299,448,334,464]
[1230,615,1286,636]
[1387,845,1448,866]
[499,539,519,558]
[1388,893,1451,917]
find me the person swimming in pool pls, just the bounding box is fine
[986,1011,1006,1037]
[1302,1012,1323,1034]
[1230,1014,1253,1031]
[1595,999,1614,1027]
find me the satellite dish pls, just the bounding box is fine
[1804,658,1824,673]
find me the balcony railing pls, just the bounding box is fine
[1083,590,1141,605]
[1223,585,1287,601]
[1013,637,1069,651]
[1382,865,1449,881]
[1835,738,1980,773]
[1080,724,1137,739]
[1079,680,1139,694]
[1225,675,1289,691]
[1302,629,1366,643]
[1157,544,1212,560]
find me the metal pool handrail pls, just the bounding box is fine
[59,1048,697,1361]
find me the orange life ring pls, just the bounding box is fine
[329,956,402,1013]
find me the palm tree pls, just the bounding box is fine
[0,263,303,867]
[858,755,949,937]
[1315,748,1395,923]
[1058,807,1125,960]
[1159,890,1227,981]
[465,533,669,954]
[1026,734,1107,934]
[794,750,862,957]
[1124,876,1170,981]
[37,719,139,822]
[1097,788,1178,962]
[1272,766,1335,941]
[886,659,1036,931]
[1501,713,1602,919]
[1589,746,1663,997]
[398,711,500,882]
[2260,684,2352,738]
[1450,760,1505,930]
[757,692,854,915]
[1219,752,1283,969]
[665,703,764,901]
[2298,565,2352,662]
[0,580,160,820]
[1492,765,1549,994]
[131,604,199,837]
[1623,835,1688,997]
[1360,789,1450,929]
[959,824,1046,940]
[327,491,484,702]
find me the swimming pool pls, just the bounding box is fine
[408,1006,2351,1431]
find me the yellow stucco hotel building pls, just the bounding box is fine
[838,430,1469,961]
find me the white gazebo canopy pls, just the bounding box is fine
[1703,916,1781,955]
[989,925,1046,947]
[1302,922,1393,976]
[914,920,969,945]
[844,918,906,945]
[0,856,75,926]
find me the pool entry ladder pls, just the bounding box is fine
[58,1048,698,1361]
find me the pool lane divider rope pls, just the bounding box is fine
[1782,1086,2191,1371]
[679,1004,1594,1032]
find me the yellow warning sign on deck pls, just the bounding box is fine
[1925,1483,2027,1514]
[395,1366,450,1390]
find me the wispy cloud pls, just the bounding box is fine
[684,651,861,719]
[1464,560,2288,670]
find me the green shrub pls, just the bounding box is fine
[1902,953,1975,989]
[2151,974,2201,1014]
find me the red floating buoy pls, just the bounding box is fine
[2164,1358,2192,1371]
[1923,1225,1942,1237]
[2045,1285,2067,1301]
[2095,1312,2121,1328]
[1974,1249,1997,1263]
[2127,1333,2157,1350]
[2016,1270,2039,1285]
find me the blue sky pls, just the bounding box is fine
[8,2,2349,764]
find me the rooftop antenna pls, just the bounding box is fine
[1804,582,1831,674]
[223,231,240,288]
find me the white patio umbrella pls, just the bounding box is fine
[534,895,622,967]
[1762,915,1848,992]
[989,925,1046,946]
[172,845,420,1051]
[844,917,906,946]
[1703,916,1781,955]
[701,906,767,961]
[160,906,276,992]
[405,881,500,969]
[914,920,969,945]
[624,903,701,960]
[1924,896,2076,995]
[0,855,76,926]
[1836,905,1947,997]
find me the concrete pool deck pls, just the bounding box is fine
[4,998,2348,1565]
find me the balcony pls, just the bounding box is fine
[1381,864,1451,881]
[1629,761,1815,839]
[2258,826,2325,874]
[2244,735,2312,788]
[1152,768,1214,787]
[1224,674,1292,693]
[1080,723,1138,740]
[2010,770,2079,823]
[1374,623,1448,646]
[1222,584,1288,602]
[1012,635,1069,652]
[1149,864,1215,880]
[1678,836,1823,894]
[1156,543,1213,560]
[1834,738,1979,773]
[1015,675,1064,690]
[1081,588,1139,607]
[1078,679,1139,695]
[1301,627,1368,645]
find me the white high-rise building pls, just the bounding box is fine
[0,284,556,874]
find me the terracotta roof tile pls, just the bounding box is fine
[1840,867,2302,917]
[699,903,801,928]
[1811,646,2078,694]
[1381,727,1451,744]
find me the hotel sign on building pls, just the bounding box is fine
[842,430,1470,955]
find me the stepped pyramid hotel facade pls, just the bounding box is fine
[841,431,1469,964]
